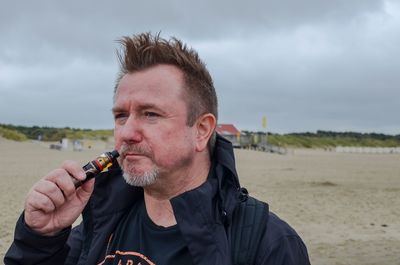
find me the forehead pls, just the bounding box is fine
[115,65,187,106]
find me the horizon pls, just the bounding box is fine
[1,122,399,136]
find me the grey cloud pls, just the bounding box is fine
[0,0,399,134]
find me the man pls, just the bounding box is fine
[5,33,310,265]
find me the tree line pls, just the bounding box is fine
[0,124,112,142]
[1,124,399,147]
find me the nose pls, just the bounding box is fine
[117,115,143,144]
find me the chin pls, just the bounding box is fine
[122,167,159,187]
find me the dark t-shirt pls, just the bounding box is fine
[99,201,194,265]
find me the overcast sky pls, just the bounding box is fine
[1,0,399,134]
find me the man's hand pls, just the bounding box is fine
[24,160,95,236]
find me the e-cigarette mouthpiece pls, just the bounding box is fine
[73,150,120,188]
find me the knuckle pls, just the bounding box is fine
[48,182,60,194]
[44,199,55,211]
[28,192,54,212]
[61,160,79,169]
[61,160,84,179]
[53,168,67,177]
[44,168,67,183]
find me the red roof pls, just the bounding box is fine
[215,124,240,135]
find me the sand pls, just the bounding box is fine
[1,137,399,264]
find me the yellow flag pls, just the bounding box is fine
[262,116,267,129]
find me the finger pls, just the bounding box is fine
[33,179,66,209]
[44,168,76,199]
[61,160,86,181]
[76,178,95,203]
[26,190,56,213]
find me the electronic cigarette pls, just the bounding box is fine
[73,150,120,188]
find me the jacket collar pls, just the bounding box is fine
[170,134,241,264]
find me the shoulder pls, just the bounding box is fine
[265,212,299,245]
[258,212,310,265]
[229,195,310,265]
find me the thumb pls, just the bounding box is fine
[75,178,95,204]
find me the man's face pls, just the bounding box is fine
[113,64,197,187]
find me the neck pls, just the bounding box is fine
[143,154,210,227]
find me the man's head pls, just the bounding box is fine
[113,33,218,188]
[114,32,218,129]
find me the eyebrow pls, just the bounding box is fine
[111,103,166,114]
[111,106,124,114]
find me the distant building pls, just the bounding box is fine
[215,124,241,148]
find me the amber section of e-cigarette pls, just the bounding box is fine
[73,150,119,188]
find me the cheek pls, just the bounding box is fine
[162,130,195,156]
[163,129,191,148]
[113,135,122,151]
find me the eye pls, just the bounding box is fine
[144,111,161,120]
[114,113,129,123]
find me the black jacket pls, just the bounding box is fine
[5,136,310,265]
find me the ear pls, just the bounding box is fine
[195,113,217,152]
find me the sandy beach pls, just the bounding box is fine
[1,137,399,264]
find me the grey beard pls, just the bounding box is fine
[122,168,159,187]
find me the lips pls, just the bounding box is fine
[124,153,146,159]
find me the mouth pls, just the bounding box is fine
[121,151,151,162]
[123,152,144,158]
[119,144,152,162]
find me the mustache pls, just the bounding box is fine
[119,144,152,158]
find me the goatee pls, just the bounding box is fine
[122,167,159,187]
[119,143,159,187]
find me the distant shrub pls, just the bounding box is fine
[0,127,28,141]
[100,136,109,141]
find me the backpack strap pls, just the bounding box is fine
[229,188,269,265]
